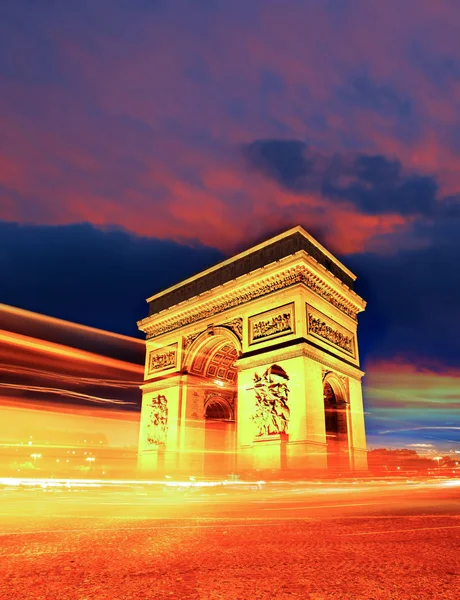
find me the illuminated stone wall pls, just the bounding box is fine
[137,226,368,476]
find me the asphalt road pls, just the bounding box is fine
[0,481,459,599]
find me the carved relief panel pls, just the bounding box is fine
[248,303,295,345]
[306,305,356,358]
[147,343,178,376]
[250,365,290,437]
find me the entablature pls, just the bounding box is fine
[138,253,365,340]
[146,227,357,316]
[236,340,365,381]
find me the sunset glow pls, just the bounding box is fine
[1,3,459,598]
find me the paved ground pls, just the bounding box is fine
[0,481,459,599]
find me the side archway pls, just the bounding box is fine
[204,394,234,421]
[323,372,351,473]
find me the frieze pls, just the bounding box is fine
[307,307,355,357]
[253,313,291,340]
[249,303,294,345]
[148,231,355,316]
[148,343,178,374]
[144,268,358,339]
[237,343,364,380]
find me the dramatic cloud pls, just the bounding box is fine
[364,361,460,449]
[243,140,312,190]
[339,75,413,119]
[323,154,438,216]
[2,0,460,253]
[244,140,439,216]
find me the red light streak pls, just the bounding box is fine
[0,328,143,375]
[0,306,144,479]
[0,364,140,389]
[0,382,135,406]
[0,303,144,345]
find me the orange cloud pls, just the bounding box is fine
[2,1,460,254]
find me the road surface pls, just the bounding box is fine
[0,480,459,599]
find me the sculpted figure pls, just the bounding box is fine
[147,394,168,445]
[251,366,290,436]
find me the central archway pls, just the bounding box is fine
[185,328,240,476]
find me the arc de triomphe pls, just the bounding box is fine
[137,226,367,476]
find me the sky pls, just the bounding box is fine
[1,0,460,451]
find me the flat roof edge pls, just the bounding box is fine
[146,226,356,304]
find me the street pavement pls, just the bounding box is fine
[0,480,459,599]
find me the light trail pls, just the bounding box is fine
[1,476,457,491]
[262,503,376,510]
[0,304,144,345]
[0,329,143,375]
[0,306,144,460]
[0,382,136,405]
[0,477,262,488]
[379,426,460,434]
[0,365,141,388]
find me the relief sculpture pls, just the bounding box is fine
[146,395,168,446]
[252,312,292,341]
[250,366,290,437]
[308,313,354,355]
[146,268,357,339]
[149,346,177,373]
[221,318,243,341]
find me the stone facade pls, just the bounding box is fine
[137,226,368,476]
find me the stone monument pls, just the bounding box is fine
[137,226,367,476]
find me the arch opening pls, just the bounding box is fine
[204,396,234,421]
[323,377,350,474]
[187,330,239,475]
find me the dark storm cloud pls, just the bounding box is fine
[0,222,223,337]
[2,0,460,255]
[244,139,438,217]
[323,154,438,216]
[243,140,312,190]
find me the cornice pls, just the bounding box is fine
[146,226,357,307]
[236,341,365,380]
[139,264,364,340]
